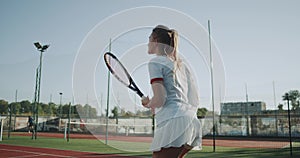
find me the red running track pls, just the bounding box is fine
[0,144,142,158]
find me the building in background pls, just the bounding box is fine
[221,101,266,116]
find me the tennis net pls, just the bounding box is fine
[63,120,154,152]
[64,121,153,138]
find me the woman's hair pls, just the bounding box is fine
[151,25,181,69]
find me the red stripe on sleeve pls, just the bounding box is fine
[150,78,163,84]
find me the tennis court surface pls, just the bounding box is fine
[1,132,299,158]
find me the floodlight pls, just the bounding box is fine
[41,45,50,52]
[34,42,42,49]
[34,42,50,52]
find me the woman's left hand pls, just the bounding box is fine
[141,96,150,107]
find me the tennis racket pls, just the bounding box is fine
[104,52,145,98]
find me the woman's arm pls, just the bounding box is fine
[142,80,166,109]
[149,80,166,108]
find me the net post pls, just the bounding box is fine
[8,104,12,139]
[64,123,67,140]
[0,119,3,141]
[67,102,71,142]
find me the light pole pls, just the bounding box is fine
[59,92,63,118]
[33,42,49,139]
[285,93,293,156]
[245,83,250,136]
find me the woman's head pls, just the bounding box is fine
[148,25,178,60]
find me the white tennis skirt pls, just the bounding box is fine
[150,116,202,152]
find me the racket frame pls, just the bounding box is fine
[104,52,144,98]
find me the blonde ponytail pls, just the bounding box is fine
[169,29,181,70]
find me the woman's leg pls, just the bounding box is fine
[152,146,184,158]
[177,144,193,158]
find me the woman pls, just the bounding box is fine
[141,25,202,158]
[27,116,34,133]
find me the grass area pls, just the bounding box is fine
[1,135,151,157]
[0,135,299,158]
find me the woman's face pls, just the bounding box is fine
[148,34,157,55]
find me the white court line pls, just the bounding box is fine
[9,155,41,158]
[0,149,72,158]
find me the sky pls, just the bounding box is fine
[1,0,300,114]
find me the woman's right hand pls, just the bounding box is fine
[141,96,155,115]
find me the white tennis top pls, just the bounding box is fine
[148,55,199,125]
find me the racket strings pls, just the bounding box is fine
[105,54,131,86]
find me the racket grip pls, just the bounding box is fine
[142,96,147,100]
[137,90,144,98]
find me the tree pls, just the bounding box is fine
[111,106,119,124]
[71,105,79,118]
[48,102,57,116]
[62,104,70,117]
[278,104,284,112]
[20,100,32,114]
[111,107,118,118]
[75,104,84,117]
[9,102,21,115]
[75,104,97,119]
[282,90,300,110]
[89,107,97,118]
[197,108,208,118]
[40,103,50,116]
[0,99,96,118]
[0,99,9,115]
[83,104,97,118]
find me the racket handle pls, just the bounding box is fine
[137,90,144,98]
